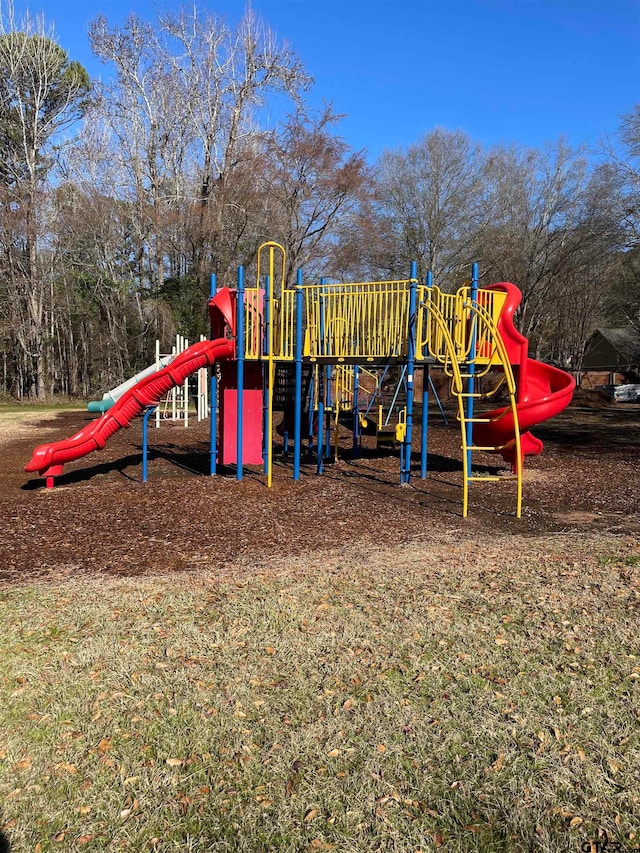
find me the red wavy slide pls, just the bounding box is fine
[25,290,236,485]
[473,282,575,469]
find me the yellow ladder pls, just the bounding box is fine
[420,287,523,518]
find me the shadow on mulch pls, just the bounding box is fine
[21,453,146,490]
[530,405,640,453]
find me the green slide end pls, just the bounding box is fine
[87,399,113,413]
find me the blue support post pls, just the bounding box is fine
[236,266,245,481]
[142,406,158,482]
[466,262,479,478]
[325,371,332,460]
[420,270,432,479]
[319,278,331,461]
[307,370,315,447]
[209,273,218,475]
[317,381,324,474]
[352,364,360,457]
[293,269,304,480]
[317,280,326,473]
[402,262,418,485]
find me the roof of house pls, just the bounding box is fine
[583,327,640,370]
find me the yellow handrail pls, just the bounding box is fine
[463,296,522,517]
[417,285,508,369]
[303,280,412,361]
[256,241,286,488]
[419,286,522,517]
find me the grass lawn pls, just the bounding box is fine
[0,403,84,415]
[1,534,639,852]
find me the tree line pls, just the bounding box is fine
[0,3,638,400]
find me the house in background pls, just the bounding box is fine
[579,327,640,398]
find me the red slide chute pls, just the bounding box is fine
[473,283,575,468]
[25,290,236,485]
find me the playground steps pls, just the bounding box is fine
[274,364,312,410]
[454,380,523,517]
[422,285,523,518]
[375,425,399,450]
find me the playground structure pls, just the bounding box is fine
[87,334,209,425]
[25,242,576,518]
[153,335,210,426]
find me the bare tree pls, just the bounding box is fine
[372,128,486,284]
[52,116,180,393]
[258,106,370,284]
[478,139,597,352]
[598,106,640,331]
[89,5,311,292]
[88,14,191,293]
[602,105,640,246]
[0,2,89,397]
[161,5,311,284]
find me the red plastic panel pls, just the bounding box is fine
[219,362,264,465]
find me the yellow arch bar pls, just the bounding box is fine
[256,241,286,488]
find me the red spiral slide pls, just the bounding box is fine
[473,283,575,468]
[25,290,236,486]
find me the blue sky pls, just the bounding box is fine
[10,0,640,161]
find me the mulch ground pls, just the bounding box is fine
[2,396,640,584]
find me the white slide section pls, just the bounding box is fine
[87,356,174,413]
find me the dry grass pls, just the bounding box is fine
[1,533,639,852]
[0,408,80,449]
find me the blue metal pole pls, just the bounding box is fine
[293,269,303,480]
[236,265,245,481]
[466,262,479,478]
[403,262,418,485]
[320,278,331,460]
[142,406,157,482]
[352,364,360,457]
[317,279,326,473]
[420,270,432,479]
[209,273,218,476]
[325,374,331,460]
[317,388,324,474]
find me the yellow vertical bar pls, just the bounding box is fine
[267,246,275,488]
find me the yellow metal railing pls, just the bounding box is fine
[418,287,465,360]
[303,280,412,361]
[274,290,296,361]
[332,364,355,406]
[246,276,508,368]
[244,288,263,359]
[418,285,507,368]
